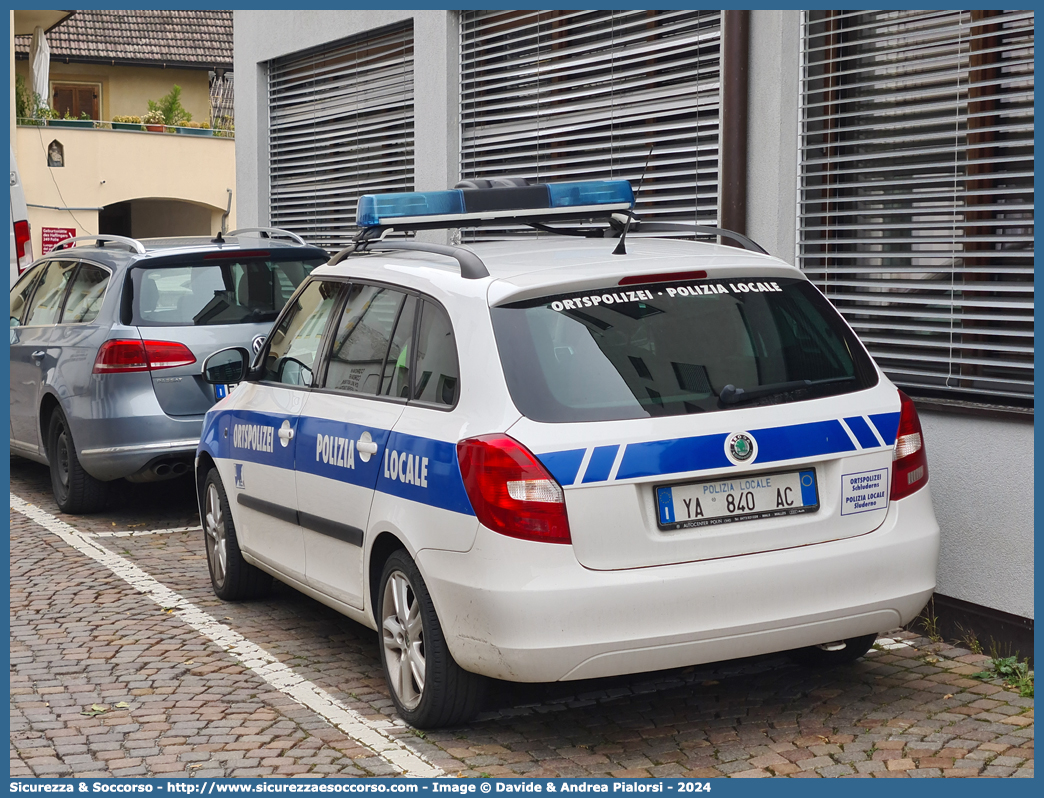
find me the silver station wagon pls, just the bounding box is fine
[9,230,327,513]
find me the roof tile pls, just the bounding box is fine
[15,10,232,69]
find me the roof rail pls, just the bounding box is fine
[50,235,147,255]
[227,227,307,246]
[329,240,490,280]
[623,222,768,255]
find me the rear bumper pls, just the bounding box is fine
[417,485,940,683]
[66,393,203,481]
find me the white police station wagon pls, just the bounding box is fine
[196,179,940,728]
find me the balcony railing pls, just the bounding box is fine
[16,118,234,138]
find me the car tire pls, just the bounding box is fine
[47,408,108,514]
[789,633,879,668]
[378,550,486,728]
[203,468,271,600]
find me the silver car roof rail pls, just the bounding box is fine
[329,240,490,280]
[50,235,147,255]
[227,227,307,246]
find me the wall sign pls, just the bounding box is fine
[42,227,77,254]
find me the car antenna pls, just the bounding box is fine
[612,145,654,256]
[212,231,224,244]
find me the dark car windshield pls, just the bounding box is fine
[130,255,326,327]
[490,276,878,422]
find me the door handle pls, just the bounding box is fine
[278,426,294,442]
[31,350,45,360]
[357,440,379,455]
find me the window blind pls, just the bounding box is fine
[460,10,721,237]
[799,10,1034,406]
[268,23,414,252]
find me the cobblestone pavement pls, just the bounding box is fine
[10,457,1033,779]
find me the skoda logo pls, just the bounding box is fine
[251,334,267,354]
[726,431,757,464]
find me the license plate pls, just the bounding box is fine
[656,468,819,530]
[214,383,238,401]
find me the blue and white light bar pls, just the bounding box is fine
[356,180,634,229]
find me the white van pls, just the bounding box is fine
[10,146,32,287]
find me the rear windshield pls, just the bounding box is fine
[130,255,326,327]
[491,277,878,422]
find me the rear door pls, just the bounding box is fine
[129,252,324,418]
[492,275,901,570]
[9,259,77,449]
[297,283,414,609]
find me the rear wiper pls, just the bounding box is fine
[718,376,856,407]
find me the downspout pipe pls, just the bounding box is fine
[719,10,750,244]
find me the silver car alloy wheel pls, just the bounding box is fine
[204,482,228,585]
[382,570,426,710]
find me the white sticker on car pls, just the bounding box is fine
[841,468,888,515]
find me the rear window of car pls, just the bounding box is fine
[490,276,878,423]
[130,254,326,327]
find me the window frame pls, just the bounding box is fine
[20,259,79,328]
[302,277,461,413]
[57,259,112,325]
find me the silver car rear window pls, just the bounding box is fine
[490,276,878,422]
[131,256,325,327]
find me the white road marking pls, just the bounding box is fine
[10,494,442,778]
[88,525,202,538]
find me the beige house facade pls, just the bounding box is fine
[11,10,235,262]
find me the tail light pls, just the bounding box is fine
[93,339,196,374]
[456,434,571,544]
[14,220,32,272]
[890,390,929,501]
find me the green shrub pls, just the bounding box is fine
[147,85,192,126]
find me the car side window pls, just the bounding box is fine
[411,300,460,407]
[261,279,341,387]
[322,284,408,396]
[61,263,110,324]
[380,296,416,398]
[10,262,46,326]
[24,261,77,327]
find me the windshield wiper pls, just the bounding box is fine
[718,376,856,407]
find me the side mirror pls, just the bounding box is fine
[201,347,249,384]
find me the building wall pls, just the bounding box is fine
[234,10,1033,622]
[747,9,1033,620]
[14,60,212,122]
[234,10,458,243]
[15,124,235,252]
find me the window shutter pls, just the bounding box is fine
[799,10,1034,406]
[268,23,414,252]
[460,10,722,238]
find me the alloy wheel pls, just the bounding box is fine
[204,482,227,585]
[381,570,426,710]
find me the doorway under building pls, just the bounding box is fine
[98,199,217,239]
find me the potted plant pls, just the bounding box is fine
[112,114,143,132]
[142,109,166,132]
[181,121,213,137]
[50,110,94,129]
[146,85,192,133]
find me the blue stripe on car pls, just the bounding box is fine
[749,419,856,463]
[616,433,730,480]
[378,431,474,516]
[844,415,881,449]
[538,448,586,486]
[581,444,620,483]
[200,409,475,516]
[869,412,901,446]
